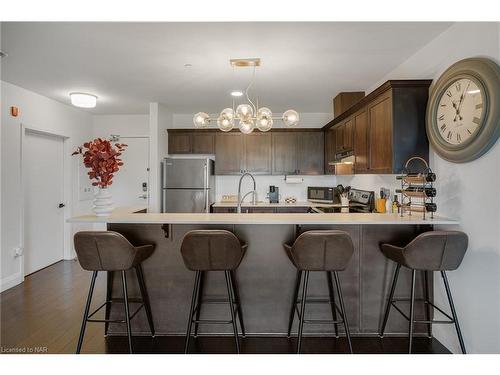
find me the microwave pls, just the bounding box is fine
[307,186,339,204]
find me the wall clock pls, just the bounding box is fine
[426,57,500,163]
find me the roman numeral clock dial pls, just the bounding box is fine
[436,78,484,145]
[426,58,500,163]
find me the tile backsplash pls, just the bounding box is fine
[214,174,400,203]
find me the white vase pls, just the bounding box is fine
[93,187,113,217]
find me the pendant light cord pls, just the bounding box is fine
[246,66,257,113]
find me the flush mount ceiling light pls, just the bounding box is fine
[70,92,98,108]
[0,50,8,58]
[193,58,299,133]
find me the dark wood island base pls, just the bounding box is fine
[104,223,433,337]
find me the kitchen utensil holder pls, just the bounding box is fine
[397,157,436,220]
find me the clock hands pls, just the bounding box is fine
[454,80,471,122]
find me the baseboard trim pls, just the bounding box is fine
[0,271,24,293]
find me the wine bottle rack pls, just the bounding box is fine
[396,157,436,220]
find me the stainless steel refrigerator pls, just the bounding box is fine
[161,157,215,213]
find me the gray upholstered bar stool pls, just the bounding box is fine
[181,230,247,354]
[73,231,155,354]
[379,231,468,354]
[284,230,354,354]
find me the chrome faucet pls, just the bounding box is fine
[237,172,257,213]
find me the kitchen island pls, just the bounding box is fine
[68,210,458,337]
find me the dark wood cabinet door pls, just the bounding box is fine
[246,207,276,213]
[168,132,191,154]
[335,124,344,152]
[353,108,369,173]
[368,91,393,173]
[212,206,236,213]
[215,133,244,175]
[296,131,324,175]
[344,117,354,150]
[275,207,310,213]
[192,133,214,154]
[324,128,336,174]
[244,133,272,174]
[272,133,297,175]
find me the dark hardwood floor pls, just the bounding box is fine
[0,260,450,354]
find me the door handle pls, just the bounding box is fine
[58,203,65,208]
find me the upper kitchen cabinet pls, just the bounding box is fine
[167,130,215,154]
[323,80,431,174]
[214,132,244,175]
[296,131,324,175]
[324,128,336,174]
[244,133,272,174]
[272,131,324,175]
[272,132,297,175]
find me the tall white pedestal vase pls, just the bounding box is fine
[93,187,113,217]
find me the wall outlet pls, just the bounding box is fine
[14,247,23,258]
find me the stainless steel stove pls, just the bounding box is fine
[312,188,375,213]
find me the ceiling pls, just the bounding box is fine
[1,22,452,115]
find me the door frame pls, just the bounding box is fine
[109,135,150,209]
[20,124,71,278]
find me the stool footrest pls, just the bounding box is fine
[391,299,455,324]
[86,300,145,322]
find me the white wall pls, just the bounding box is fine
[92,114,149,138]
[366,22,500,354]
[1,81,94,291]
[149,103,173,212]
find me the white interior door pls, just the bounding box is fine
[24,131,65,275]
[109,137,150,207]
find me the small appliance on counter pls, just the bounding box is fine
[307,186,339,204]
[267,185,280,204]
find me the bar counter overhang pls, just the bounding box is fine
[68,209,458,337]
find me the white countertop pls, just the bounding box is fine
[67,207,458,225]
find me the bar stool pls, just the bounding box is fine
[284,230,355,354]
[181,230,247,354]
[73,231,155,354]
[379,230,468,354]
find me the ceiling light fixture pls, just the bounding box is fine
[193,58,299,133]
[70,92,98,108]
[0,50,8,58]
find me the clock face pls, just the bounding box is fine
[436,78,485,145]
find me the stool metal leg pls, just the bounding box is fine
[297,271,309,354]
[423,270,432,339]
[185,271,201,354]
[408,269,416,354]
[121,270,133,354]
[230,270,246,338]
[333,271,353,354]
[193,271,205,338]
[225,271,240,353]
[136,265,155,337]
[104,271,113,336]
[327,271,339,338]
[76,271,98,354]
[287,270,302,338]
[380,264,401,337]
[441,271,466,354]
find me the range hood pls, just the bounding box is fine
[328,150,355,175]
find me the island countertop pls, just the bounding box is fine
[67,208,458,225]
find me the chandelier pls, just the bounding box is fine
[193,58,299,134]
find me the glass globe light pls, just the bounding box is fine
[193,112,210,128]
[239,118,255,134]
[282,109,299,127]
[236,104,254,121]
[217,108,235,132]
[257,107,273,132]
